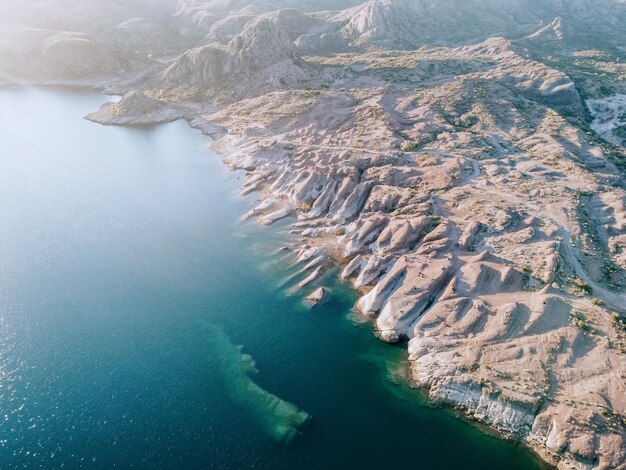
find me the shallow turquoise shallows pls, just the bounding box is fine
[0,87,546,469]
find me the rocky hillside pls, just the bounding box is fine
[2,1,626,469]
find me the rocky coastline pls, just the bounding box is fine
[2,1,626,468]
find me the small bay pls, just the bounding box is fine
[0,87,545,469]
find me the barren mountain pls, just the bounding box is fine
[2,1,625,468]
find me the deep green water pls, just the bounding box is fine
[0,87,546,469]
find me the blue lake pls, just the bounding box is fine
[0,87,545,469]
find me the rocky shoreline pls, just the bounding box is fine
[3,1,626,468]
[85,49,626,468]
[98,84,624,468]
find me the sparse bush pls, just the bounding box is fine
[400,140,421,152]
[610,312,626,332]
[570,311,595,334]
[572,277,593,295]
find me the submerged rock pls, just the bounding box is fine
[207,324,310,443]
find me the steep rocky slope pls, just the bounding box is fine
[2,1,626,468]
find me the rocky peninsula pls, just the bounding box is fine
[2,1,625,468]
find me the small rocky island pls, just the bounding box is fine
[2,1,625,468]
[306,286,330,306]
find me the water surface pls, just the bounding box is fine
[0,87,545,469]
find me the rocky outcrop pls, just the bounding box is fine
[526,17,568,42]
[306,286,331,305]
[86,90,183,125]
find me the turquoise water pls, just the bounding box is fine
[0,87,546,469]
